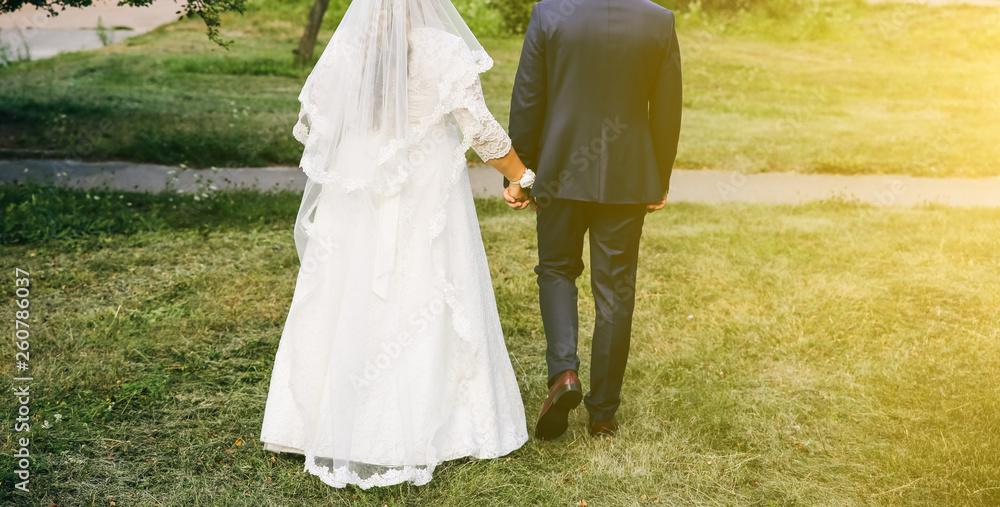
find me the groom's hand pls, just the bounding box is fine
[646,191,668,213]
[504,185,532,210]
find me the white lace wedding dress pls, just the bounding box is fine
[259,27,529,489]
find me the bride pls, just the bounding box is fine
[259,0,535,490]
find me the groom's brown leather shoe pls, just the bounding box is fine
[588,413,619,437]
[535,370,583,440]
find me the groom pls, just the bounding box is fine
[504,0,682,439]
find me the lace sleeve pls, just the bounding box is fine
[452,75,512,162]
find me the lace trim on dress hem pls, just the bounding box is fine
[298,432,526,490]
[304,454,434,489]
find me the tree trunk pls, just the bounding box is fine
[293,0,331,67]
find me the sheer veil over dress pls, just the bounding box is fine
[258,0,529,490]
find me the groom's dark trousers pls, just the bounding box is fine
[536,199,646,421]
[507,0,683,421]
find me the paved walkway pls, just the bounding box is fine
[0,0,179,60]
[3,159,1000,208]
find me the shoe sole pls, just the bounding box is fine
[535,384,583,440]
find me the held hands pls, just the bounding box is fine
[505,182,661,213]
[504,184,534,211]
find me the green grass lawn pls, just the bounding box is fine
[0,0,998,176]
[2,185,999,505]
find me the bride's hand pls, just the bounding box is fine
[504,185,532,210]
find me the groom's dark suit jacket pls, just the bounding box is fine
[507,0,682,203]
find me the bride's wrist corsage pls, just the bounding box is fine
[511,168,535,189]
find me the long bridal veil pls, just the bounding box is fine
[291,0,492,263]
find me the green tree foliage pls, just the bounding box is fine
[487,0,534,34]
